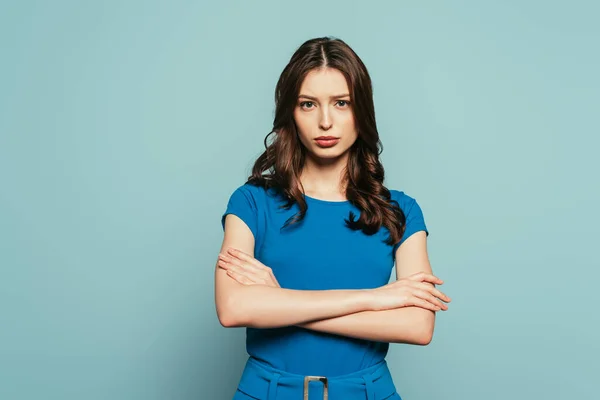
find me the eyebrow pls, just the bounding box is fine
[298,94,350,100]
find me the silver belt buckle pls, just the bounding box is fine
[303,375,328,400]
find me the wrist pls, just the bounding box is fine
[354,288,375,312]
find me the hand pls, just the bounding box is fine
[217,248,280,288]
[369,272,451,312]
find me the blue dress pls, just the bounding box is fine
[221,183,428,400]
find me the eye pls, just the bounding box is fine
[336,100,351,107]
[299,101,315,109]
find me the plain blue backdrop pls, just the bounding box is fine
[1,1,598,399]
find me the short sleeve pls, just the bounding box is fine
[392,192,429,254]
[221,184,259,240]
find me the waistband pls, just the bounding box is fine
[237,356,398,400]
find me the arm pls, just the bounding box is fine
[297,231,438,345]
[215,214,373,329]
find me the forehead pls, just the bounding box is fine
[298,68,349,97]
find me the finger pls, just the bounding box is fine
[226,248,255,262]
[416,282,451,303]
[218,253,237,267]
[227,248,270,270]
[408,272,443,285]
[218,257,243,274]
[218,256,248,273]
[217,258,232,270]
[231,262,272,284]
[223,256,265,277]
[220,257,275,287]
[223,250,278,287]
[219,253,250,270]
[226,269,256,285]
[408,271,441,283]
[219,259,253,280]
[428,286,451,303]
[413,289,448,310]
[407,296,442,312]
[229,262,259,278]
[227,265,263,284]
[268,270,278,284]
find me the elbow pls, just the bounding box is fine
[217,310,239,328]
[404,309,436,346]
[216,294,248,328]
[413,325,434,346]
[391,326,433,345]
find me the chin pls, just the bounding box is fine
[310,147,350,160]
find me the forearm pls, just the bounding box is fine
[298,307,436,345]
[218,284,372,329]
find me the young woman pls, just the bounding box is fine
[215,37,451,400]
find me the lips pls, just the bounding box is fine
[314,137,340,148]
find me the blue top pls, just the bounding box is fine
[221,183,428,377]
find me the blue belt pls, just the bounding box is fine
[237,356,398,400]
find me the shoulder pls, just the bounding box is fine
[389,189,429,250]
[225,182,280,214]
[227,182,268,201]
[222,183,269,236]
[233,182,265,195]
[388,189,420,213]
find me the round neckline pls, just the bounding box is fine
[303,193,350,206]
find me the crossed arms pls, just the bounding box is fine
[214,214,450,345]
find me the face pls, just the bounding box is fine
[293,67,358,162]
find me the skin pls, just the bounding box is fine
[294,67,357,199]
[214,67,450,345]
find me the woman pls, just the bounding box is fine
[215,37,451,400]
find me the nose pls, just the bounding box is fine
[319,108,332,130]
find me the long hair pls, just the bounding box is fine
[247,36,406,246]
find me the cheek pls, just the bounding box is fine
[293,112,312,139]
[340,115,358,139]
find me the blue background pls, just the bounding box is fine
[1,1,598,399]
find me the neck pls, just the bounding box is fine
[299,153,349,198]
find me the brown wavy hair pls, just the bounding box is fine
[246,36,406,246]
